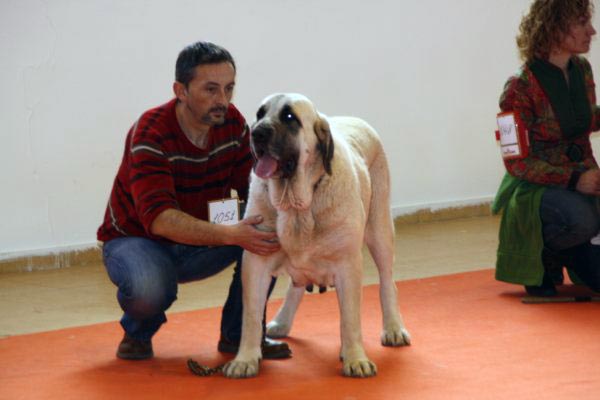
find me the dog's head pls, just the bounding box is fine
[250,93,334,181]
[250,94,333,179]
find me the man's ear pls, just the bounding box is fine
[173,81,187,102]
[314,112,334,175]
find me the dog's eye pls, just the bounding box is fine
[256,106,266,121]
[280,106,299,125]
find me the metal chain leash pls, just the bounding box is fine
[187,358,225,377]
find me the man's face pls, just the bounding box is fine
[561,14,596,55]
[176,62,236,127]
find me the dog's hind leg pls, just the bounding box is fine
[266,281,304,338]
[336,259,377,378]
[365,150,411,347]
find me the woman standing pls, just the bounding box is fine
[493,0,600,296]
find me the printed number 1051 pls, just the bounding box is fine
[213,211,236,224]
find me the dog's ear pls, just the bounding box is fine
[314,113,334,175]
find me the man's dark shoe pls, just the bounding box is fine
[218,336,292,359]
[116,334,153,360]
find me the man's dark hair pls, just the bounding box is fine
[175,41,236,86]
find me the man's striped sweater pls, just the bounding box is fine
[97,98,253,242]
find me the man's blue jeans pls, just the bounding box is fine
[541,187,600,290]
[102,237,251,342]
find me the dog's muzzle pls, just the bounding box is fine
[251,125,297,179]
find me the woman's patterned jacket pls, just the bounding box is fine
[499,56,599,189]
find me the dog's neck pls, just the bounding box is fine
[267,164,326,212]
[278,207,315,244]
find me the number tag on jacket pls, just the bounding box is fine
[495,112,529,159]
[208,198,239,225]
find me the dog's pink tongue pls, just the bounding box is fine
[255,155,278,178]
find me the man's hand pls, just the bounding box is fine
[150,209,279,255]
[230,215,280,256]
[576,169,600,196]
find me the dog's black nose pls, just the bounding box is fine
[251,125,272,144]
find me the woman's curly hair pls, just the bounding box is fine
[517,0,593,62]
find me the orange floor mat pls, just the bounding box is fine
[2,269,600,400]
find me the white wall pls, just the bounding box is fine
[2,0,600,259]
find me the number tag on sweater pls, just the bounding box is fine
[495,112,529,159]
[208,198,239,225]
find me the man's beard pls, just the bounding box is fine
[201,106,227,125]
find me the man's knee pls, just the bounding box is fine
[103,237,177,318]
[120,279,177,319]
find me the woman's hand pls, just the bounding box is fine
[576,169,600,196]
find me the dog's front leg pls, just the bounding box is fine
[336,260,377,378]
[223,252,273,379]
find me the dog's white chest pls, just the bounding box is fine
[276,212,343,287]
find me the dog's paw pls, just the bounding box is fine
[381,327,411,347]
[266,320,291,338]
[342,358,377,378]
[222,358,260,379]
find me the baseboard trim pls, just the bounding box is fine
[393,201,493,226]
[1,200,493,274]
[0,246,101,274]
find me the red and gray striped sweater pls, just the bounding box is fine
[97,98,252,242]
